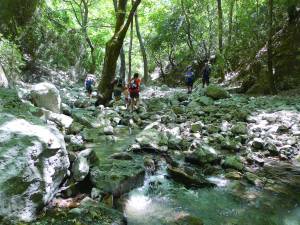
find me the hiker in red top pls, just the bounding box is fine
[128,73,141,112]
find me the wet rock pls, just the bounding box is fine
[136,128,168,152]
[43,109,73,129]
[277,124,290,133]
[104,126,114,135]
[68,122,84,135]
[225,171,243,180]
[264,142,279,156]
[74,99,90,108]
[231,123,248,135]
[0,115,69,222]
[222,156,244,171]
[30,82,61,113]
[72,156,90,182]
[110,152,133,160]
[78,148,99,165]
[171,214,204,225]
[245,172,263,186]
[205,85,230,100]
[251,138,264,150]
[143,156,155,170]
[61,103,72,116]
[167,166,215,188]
[91,187,101,199]
[191,121,204,133]
[68,135,85,152]
[81,128,105,142]
[221,138,241,152]
[185,145,220,166]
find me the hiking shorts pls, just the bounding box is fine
[186,77,194,87]
[86,86,93,94]
[114,89,122,98]
[130,92,139,99]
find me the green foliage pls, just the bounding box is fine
[0,35,24,82]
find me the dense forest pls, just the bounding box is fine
[0,0,300,225]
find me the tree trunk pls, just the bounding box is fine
[135,12,149,84]
[113,0,126,80]
[128,19,134,81]
[217,0,224,81]
[228,0,234,46]
[119,47,126,80]
[217,0,223,52]
[267,0,275,93]
[97,0,141,105]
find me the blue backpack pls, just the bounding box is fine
[85,78,93,88]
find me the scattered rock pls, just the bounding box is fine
[251,138,264,150]
[185,145,219,165]
[222,156,244,171]
[167,166,215,188]
[72,156,90,182]
[30,82,61,113]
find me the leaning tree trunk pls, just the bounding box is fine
[113,0,126,80]
[135,12,149,84]
[97,0,141,105]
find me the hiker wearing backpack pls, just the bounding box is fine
[85,74,95,98]
[185,66,194,94]
[112,77,124,101]
[202,61,211,88]
[128,73,141,112]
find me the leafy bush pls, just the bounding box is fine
[0,34,24,82]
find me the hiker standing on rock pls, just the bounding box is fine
[84,74,95,98]
[202,61,211,88]
[128,73,141,112]
[185,66,194,94]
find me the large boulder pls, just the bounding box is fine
[135,128,168,151]
[185,145,220,166]
[0,65,8,88]
[0,115,70,222]
[205,85,230,100]
[30,82,61,113]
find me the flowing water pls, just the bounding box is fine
[123,160,300,225]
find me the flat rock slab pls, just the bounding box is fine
[90,157,145,198]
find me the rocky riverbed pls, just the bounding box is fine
[0,81,300,225]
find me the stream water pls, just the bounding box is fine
[91,127,300,225]
[123,160,300,225]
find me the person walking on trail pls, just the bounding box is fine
[202,61,211,88]
[128,73,141,112]
[85,74,95,98]
[111,77,124,102]
[185,66,194,94]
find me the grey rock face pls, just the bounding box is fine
[30,82,61,113]
[0,65,8,88]
[0,115,69,222]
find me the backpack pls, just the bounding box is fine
[186,70,194,78]
[85,78,93,87]
[129,79,138,90]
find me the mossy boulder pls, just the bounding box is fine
[205,85,230,100]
